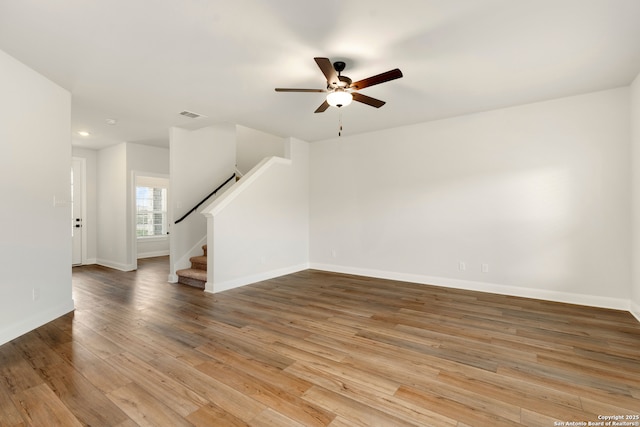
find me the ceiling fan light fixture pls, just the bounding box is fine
[326,90,353,108]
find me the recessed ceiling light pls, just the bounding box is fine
[105,118,117,126]
[77,131,91,137]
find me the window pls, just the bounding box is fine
[136,185,167,237]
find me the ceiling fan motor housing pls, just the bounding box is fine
[336,75,352,88]
[330,61,352,88]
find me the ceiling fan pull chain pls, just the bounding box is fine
[338,110,343,137]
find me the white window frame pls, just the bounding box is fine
[135,176,169,240]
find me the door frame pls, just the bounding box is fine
[130,171,171,270]
[72,156,87,265]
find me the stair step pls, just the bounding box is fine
[190,255,207,270]
[178,275,205,289]
[176,268,206,289]
[175,244,207,289]
[176,268,207,280]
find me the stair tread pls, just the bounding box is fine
[176,268,207,281]
[190,255,207,264]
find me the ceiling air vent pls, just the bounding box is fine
[179,110,204,119]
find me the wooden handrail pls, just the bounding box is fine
[174,173,235,224]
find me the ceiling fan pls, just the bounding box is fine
[275,57,403,113]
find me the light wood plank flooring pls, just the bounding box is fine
[1,257,639,426]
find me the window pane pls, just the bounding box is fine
[136,185,168,237]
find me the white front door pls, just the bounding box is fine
[71,157,84,265]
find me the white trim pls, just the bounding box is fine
[137,250,170,259]
[137,174,170,188]
[0,300,75,346]
[132,171,171,274]
[129,170,138,271]
[205,263,309,294]
[631,300,640,323]
[137,235,169,242]
[310,263,631,312]
[96,259,136,272]
[72,156,87,265]
[79,157,88,265]
[202,156,290,217]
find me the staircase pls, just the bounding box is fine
[176,244,207,289]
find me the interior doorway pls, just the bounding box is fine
[133,173,170,264]
[71,157,86,265]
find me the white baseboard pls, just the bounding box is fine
[137,250,170,259]
[205,263,310,294]
[631,300,640,323]
[96,259,136,272]
[72,258,97,267]
[0,299,75,346]
[310,263,631,312]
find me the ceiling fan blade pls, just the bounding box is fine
[352,92,386,108]
[350,68,403,90]
[275,88,325,92]
[314,57,339,86]
[314,100,330,113]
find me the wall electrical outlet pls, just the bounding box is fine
[481,263,489,273]
[458,261,466,271]
[32,288,40,301]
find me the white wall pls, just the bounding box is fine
[203,138,310,293]
[137,235,169,259]
[96,143,129,270]
[631,73,640,320]
[0,49,74,345]
[169,124,236,280]
[72,147,98,264]
[236,125,285,175]
[310,88,631,310]
[127,143,170,175]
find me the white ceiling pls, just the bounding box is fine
[2,0,640,150]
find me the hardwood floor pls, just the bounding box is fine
[1,257,639,426]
